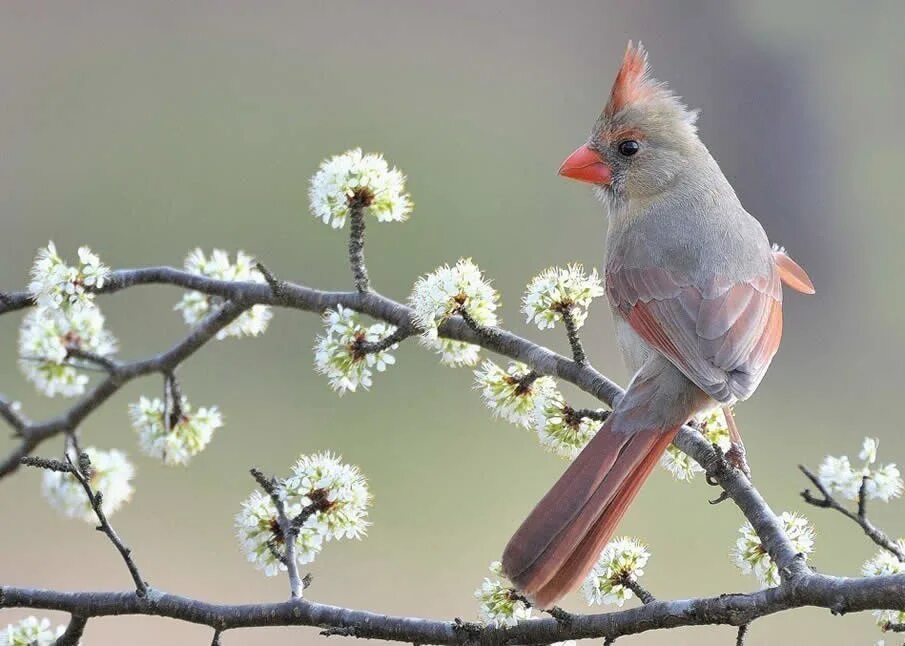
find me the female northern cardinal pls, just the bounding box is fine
[501,42,814,608]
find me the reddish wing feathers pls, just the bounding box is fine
[607,266,783,403]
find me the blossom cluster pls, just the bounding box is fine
[314,306,398,394]
[410,258,499,367]
[580,536,651,607]
[861,541,905,628]
[534,390,604,459]
[175,248,273,340]
[235,452,371,576]
[660,407,732,481]
[18,306,118,398]
[0,616,67,646]
[129,396,223,466]
[309,148,412,228]
[474,561,532,628]
[818,437,903,503]
[28,241,109,313]
[732,511,814,588]
[42,447,135,522]
[522,264,603,331]
[21,244,118,398]
[473,360,556,429]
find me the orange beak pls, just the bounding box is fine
[558,145,612,185]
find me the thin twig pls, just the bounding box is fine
[458,307,501,344]
[621,577,655,605]
[348,205,370,292]
[736,623,749,645]
[250,468,303,599]
[66,452,149,597]
[56,615,88,646]
[560,306,586,365]
[211,628,224,645]
[165,371,185,430]
[64,347,121,373]
[356,326,410,355]
[799,465,905,561]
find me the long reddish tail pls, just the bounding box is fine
[501,356,707,608]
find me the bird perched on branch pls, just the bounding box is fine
[501,42,814,608]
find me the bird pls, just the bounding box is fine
[500,42,814,608]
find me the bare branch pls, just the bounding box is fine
[736,623,749,646]
[799,465,905,561]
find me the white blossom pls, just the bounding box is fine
[580,537,650,607]
[42,447,134,522]
[474,561,532,628]
[419,337,482,368]
[732,511,814,588]
[409,259,499,367]
[314,305,398,394]
[474,360,556,429]
[0,616,66,646]
[28,241,110,313]
[309,148,412,228]
[818,438,903,503]
[862,541,905,629]
[660,407,731,481]
[175,249,272,340]
[234,490,324,576]
[129,396,223,466]
[522,264,603,331]
[283,452,372,541]
[861,437,879,464]
[534,389,604,459]
[18,306,117,398]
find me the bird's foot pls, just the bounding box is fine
[726,441,752,481]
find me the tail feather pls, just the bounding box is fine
[529,430,676,607]
[500,355,708,607]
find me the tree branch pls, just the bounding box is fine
[0,264,894,641]
[0,300,245,478]
[2,572,905,644]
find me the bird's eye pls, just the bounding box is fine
[618,140,640,157]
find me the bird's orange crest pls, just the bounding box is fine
[604,41,655,117]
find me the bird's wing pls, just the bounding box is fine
[606,262,783,403]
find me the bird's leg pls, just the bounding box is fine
[722,406,751,480]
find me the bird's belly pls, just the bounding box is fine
[613,312,653,376]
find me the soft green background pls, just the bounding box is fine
[1,2,904,644]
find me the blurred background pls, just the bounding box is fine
[1,1,903,644]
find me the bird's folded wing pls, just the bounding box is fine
[606,264,783,403]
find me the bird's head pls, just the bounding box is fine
[559,42,701,205]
